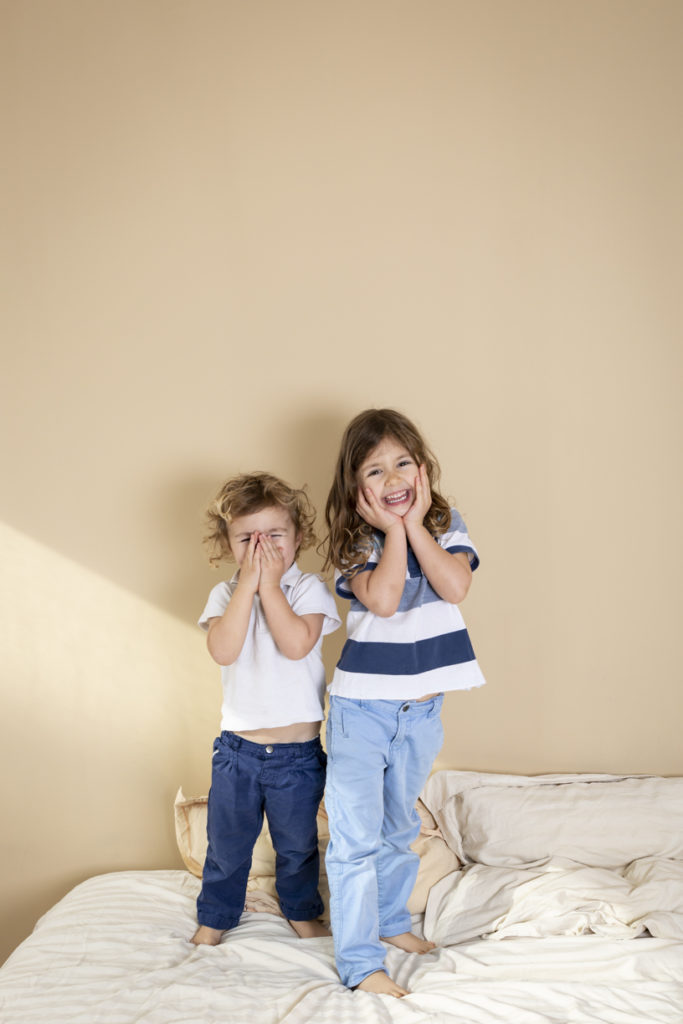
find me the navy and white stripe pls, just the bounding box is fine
[330,509,485,700]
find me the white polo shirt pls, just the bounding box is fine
[199,563,340,731]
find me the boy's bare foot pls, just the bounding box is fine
[355,970,408,998]
[288,918,331,938]
[381,932,436,954]
[191,925,225,946]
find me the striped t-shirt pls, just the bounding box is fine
[329,509,485,700]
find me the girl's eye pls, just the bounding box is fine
[367,468,381,477]
[398,459,414,467]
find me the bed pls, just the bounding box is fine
[1,770,682,1023]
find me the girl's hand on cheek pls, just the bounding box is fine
[257,535,286,587]
[404,465,431,527]
[356,486,404,535]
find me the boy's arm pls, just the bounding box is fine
[259,588,325,660]
[403,465,472,604]
[350,487,407,617]
[206,535,260,665]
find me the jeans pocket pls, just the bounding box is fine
[427,694,444,717]
[212,735,236,773]
[329,698,348,741]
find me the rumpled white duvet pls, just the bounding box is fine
[424,855,683,945]
[1,771,682,1024]
[420,772,683,949]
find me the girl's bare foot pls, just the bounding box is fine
[355,970,408,998]
[381,932,435,954]
[288,918,331,938]
[191,925,225,945]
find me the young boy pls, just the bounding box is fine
[192,472,340,945]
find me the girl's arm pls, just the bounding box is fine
[350,487,408,617]
[257,535,325,659]
[404,525,472,603]
[206,535,261,665]
[404,465,472,605]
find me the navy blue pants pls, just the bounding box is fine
[196,732,326,930]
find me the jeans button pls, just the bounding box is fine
[402,704,410,712]
[265,745,274,753]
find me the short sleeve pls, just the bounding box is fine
[334,568,355,601]
[334,533,382,600]
[441,509,480,571]
[289,574,341,635]
[198,581,231,631]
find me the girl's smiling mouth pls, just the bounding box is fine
[384,489,411,507]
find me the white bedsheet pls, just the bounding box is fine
[1,870,682,1024]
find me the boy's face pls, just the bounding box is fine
[357,435,419,516]
[227,505,300,570]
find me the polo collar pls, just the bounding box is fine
[280,561,301,587]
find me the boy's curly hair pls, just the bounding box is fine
[204,472,317,567]
[322,408,451,578]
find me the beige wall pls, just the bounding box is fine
[2,1,682,963]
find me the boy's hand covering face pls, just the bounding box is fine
[257,533,287,586]
[228,505,300,591]
[236,532,261,593]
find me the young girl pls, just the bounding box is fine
[322,409,485,997]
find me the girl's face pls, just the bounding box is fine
[357,435,419,516]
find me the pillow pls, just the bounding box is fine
[174,788,209,877]
[409,800,461,913]
[421,771,683,869]
[174,789,459,918]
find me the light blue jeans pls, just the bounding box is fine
[324,694,444,988]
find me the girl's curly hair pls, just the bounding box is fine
[322,408,451,578]
[204,471,317,567]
